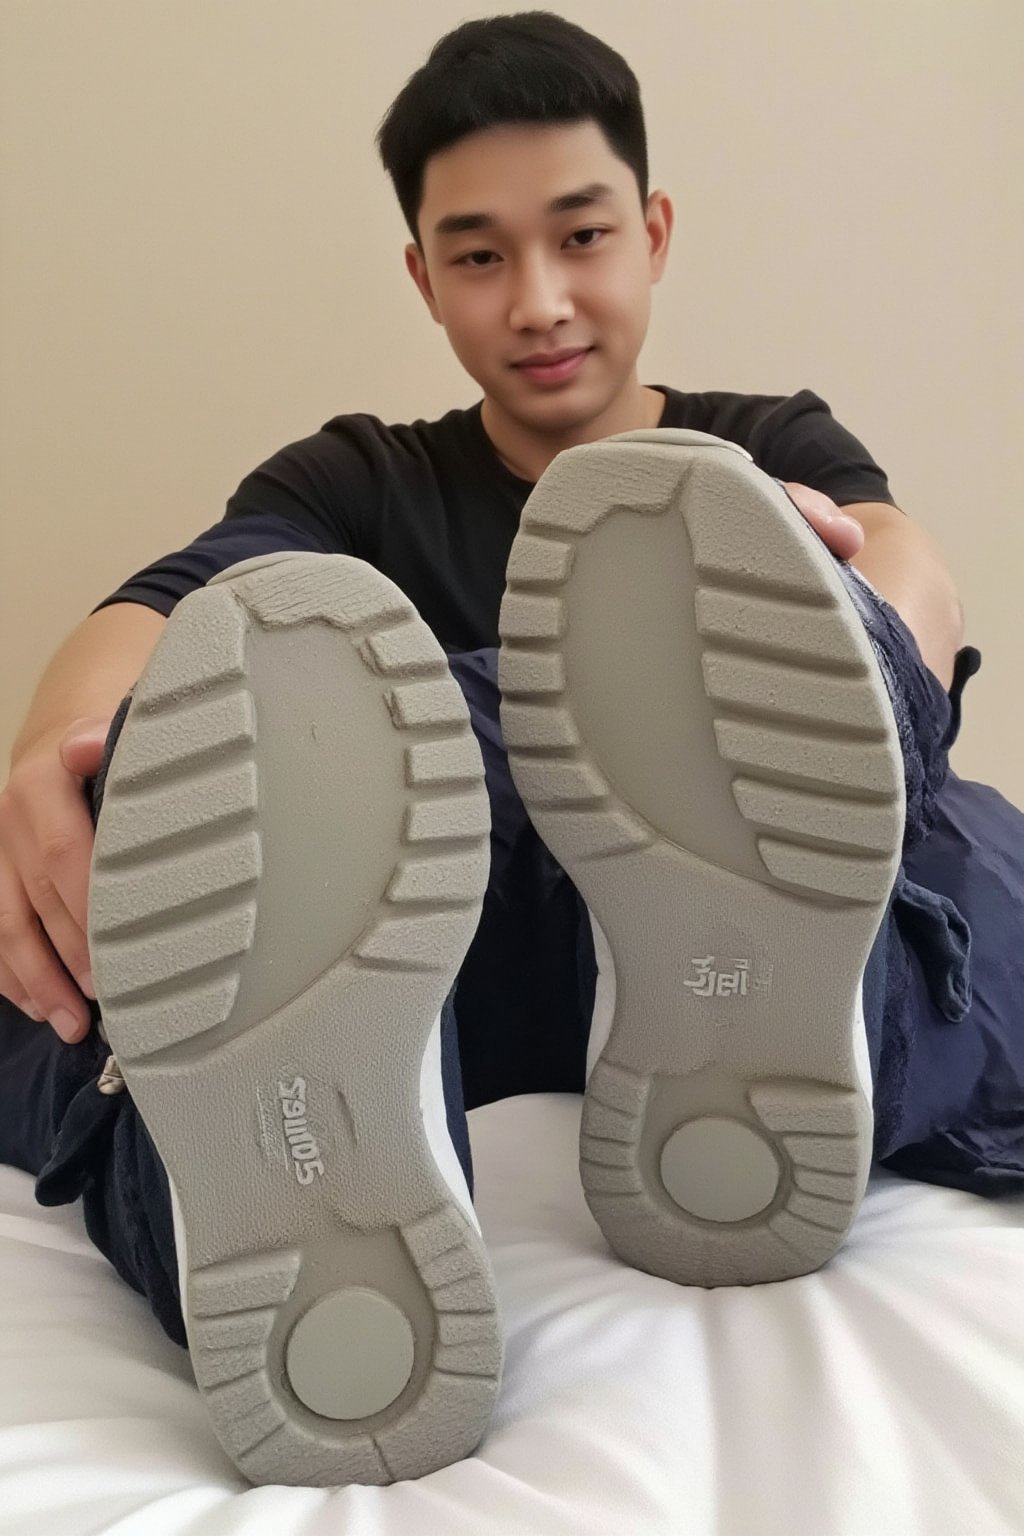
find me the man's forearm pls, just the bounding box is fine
[846,503,964,691]
[11,603,167,764]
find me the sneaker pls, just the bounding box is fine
[88,552,501,1484]
[498,432,904,1287]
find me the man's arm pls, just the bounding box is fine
[2,480,349,1039]
[0,603,166,1040]
[0,429,360,1040]
[783,486,964,690]
[845,501,964,690]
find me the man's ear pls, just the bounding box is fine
[645,191,674,285]
[405,243,444,325]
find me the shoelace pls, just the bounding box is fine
[98,1052,126,1096]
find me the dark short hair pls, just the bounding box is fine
[377,12,648,244]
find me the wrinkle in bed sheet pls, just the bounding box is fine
[2,1096,1022,1536]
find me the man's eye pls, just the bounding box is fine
[567,228,605,248]
[457,250,499,268]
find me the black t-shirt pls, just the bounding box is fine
[100,386,895,646]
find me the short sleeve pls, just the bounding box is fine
[93,513,334,617]
[94,415,390,616]
[743,391,898,508]
[221,417,386,553]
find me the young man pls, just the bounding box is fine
[1,10,1020,1490]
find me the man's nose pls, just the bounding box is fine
[508,256,574,332]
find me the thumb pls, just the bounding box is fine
[59,716,113,778]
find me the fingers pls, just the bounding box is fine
[781,482,864,560]
[0,855,91,1040]
[0,719,110,1042]
[1,763,98,965]
[16,846,94,998]
[817,513,864,561]
[0,955,43,1021]
[60,716,112,779]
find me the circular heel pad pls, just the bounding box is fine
[660,1117,780,1223]
[286,1287,415,1420]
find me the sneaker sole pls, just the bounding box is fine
[498,432,905,1287]
[89,552,501,1484]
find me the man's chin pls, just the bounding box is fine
[490,379,613,439]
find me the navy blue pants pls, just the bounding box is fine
[2,589,1022,1350]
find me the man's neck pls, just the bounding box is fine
[481,380,665,484]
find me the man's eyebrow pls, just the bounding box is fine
[546,181,616,215]
[433,182,616,238]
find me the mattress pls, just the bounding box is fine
[1,1092,1022,1536]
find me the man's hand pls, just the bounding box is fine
[0,600,167,1037]
[0,717,111,1041]
[782,484,964,685]
[782,482,865,561]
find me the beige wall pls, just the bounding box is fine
[2,1,1021,799]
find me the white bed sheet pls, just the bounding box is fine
[1,1092,1022,1536]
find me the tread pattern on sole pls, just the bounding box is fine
[91,562,492,1067]
[681,457,902,902]
[497,435,900,1287]
[499,521,652,860]
[581,1061,869,1287]
[498,438,904,900]
[89,554,500,1486]
[188,1206,501,1488]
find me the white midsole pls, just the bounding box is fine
[585,911,616,1083]
[420,1012,479,1233]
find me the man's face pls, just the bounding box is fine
[406,121,672,438]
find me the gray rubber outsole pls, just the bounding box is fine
[498,431,905,1288]
[89,552,501,1486]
